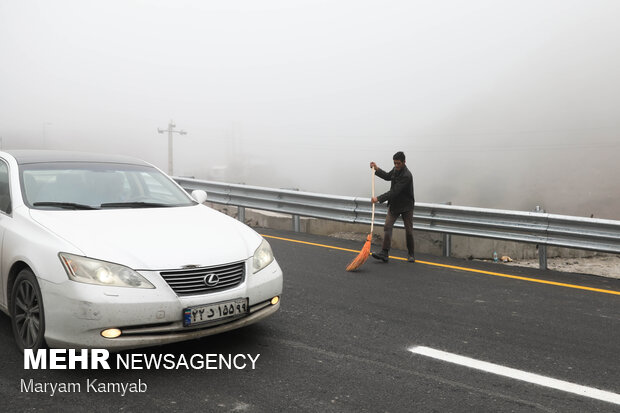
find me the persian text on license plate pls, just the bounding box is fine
[183,298,248,327]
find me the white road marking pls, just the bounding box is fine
[409,346,620,405]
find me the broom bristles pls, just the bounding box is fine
[345,234,372,271]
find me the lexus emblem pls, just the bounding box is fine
[204,273,220,287]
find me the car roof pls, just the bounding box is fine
[4,150,152,166]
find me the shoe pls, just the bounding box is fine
[407,255,415,263]
[371,251,389,263]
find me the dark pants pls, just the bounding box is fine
[382,208,414,256]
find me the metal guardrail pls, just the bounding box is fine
[174,177,620,269]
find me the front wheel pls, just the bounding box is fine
[10,269,47,352]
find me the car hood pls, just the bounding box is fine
[29,205,262,270]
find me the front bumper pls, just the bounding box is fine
[39,259,283,350]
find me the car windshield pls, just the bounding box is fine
[20,162,195,210]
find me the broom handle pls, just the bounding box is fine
[370,168,376,233]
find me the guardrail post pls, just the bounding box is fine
[282,187,302,232]
[534,205,547,270]
[443,234,451,257]
[443,202,452,257]
[238,206,245,223]
[538,245,547,270]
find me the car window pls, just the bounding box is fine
[135,171,188,203]
[20,162,194,209]
[0,160,11,214]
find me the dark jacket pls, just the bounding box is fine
[376,165,415,213]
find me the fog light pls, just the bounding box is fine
[270,296,280,305]
[101,328,122,339]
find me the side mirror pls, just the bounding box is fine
[191,190,207,204]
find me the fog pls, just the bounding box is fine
[1,0,619,219]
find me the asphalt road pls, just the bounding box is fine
[1,228,619,412]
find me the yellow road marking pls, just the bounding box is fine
[261,234,620,296]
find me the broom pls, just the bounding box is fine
[346,168,376,271]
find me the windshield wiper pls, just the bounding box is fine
[100,202,173,209]
[33,202,99,210]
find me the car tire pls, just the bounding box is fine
[10,268,47,352]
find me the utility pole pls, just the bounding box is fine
[157,120,187,175]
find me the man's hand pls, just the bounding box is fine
[370,161,377,170]
[371,197,378,203]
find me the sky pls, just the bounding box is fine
[1,0,619,219]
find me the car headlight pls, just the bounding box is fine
[253,239,274,274]
[59,253,155,288]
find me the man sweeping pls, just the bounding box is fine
[370,151,416,263]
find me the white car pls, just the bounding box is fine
[0,150,283,351]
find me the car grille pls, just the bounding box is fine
[160,262,245,296]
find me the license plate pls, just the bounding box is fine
[183,298,248,327]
